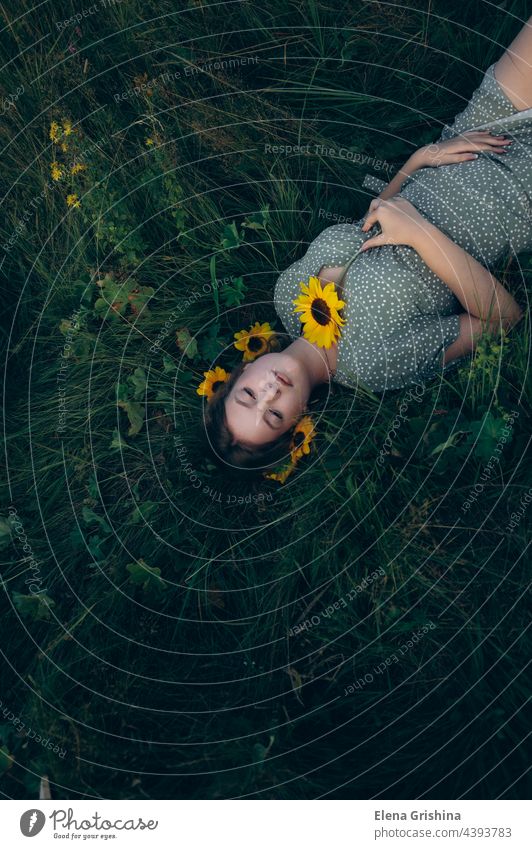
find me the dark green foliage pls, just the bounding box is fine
[0,0,530,800]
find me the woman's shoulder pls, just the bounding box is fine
[273,220,368,338]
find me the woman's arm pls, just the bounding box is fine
[374,131,511,201]
[376,154,422,200]
[442,313,502,364]
[361,197,523,329]
[409,219,523,328]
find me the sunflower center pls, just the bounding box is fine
[247,336,265,351]
[212,380,224,392]
[293,431,305,447]
[310,298,332,326]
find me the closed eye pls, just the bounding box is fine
[244,388,283,421]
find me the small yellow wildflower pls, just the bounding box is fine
[70,162,87,175]
[49,121,61,143]
[145,137,154,146]
[66,194,80,208]
[50,162,63,181]
[62,118,73,136]
[60,141,69,153]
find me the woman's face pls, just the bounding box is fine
[224,353,311,447]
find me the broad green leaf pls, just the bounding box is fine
[430,431,465,456]
[12,592,55,621]
[130,501,159,524]
[81,506,111,534]
[110,428,127,451]
[467,412,510,462]
[221,276,246,308]
[220,221,242,250]
[68,525,85,551]
[128,285,154,313]
[128,367,147,400]
[87,534,106,561]
[162,355,177,374]
[117,399,144,436]
[115,382,130,403]
[199,323,225,362]
[175,327,199,359]
[87,474,100,500]
[242,205,270,231]
[126,559,166,593]
[94,295,126,320]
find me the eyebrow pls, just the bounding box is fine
[233,395,278,431]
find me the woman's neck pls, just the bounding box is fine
[285,336,337,387]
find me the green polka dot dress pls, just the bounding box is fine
[274,62,532,393]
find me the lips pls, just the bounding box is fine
[274,370,292,387]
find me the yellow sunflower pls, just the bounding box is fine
[196,366,231,400]
[66,194,80,208]
[293,276,345,348]
[265,462,296,484]
[265,415,316,484]
[234,321,276,362]
[290,415,315,463]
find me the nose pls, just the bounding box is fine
[259,372,281,398]
[257,383,280,409]
[255,374,281,418]
[263,380,280,398]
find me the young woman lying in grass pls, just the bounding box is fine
[203,18,531,476]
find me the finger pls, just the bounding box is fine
[360,234,388,251]
[363,199,380,221]
[476,136,512,148]
[465,130,507,139]
[474,142,511,153]
[361,211,380,231]
[460,132,511,147]
[443,153,479,163]
[363,201,379,220]
[482,136,512,147]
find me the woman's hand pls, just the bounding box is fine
[360,197,428,250]
[411,130,511,168]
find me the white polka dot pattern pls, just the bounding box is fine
[274,63,532,393]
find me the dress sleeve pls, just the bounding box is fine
[346,312,465,393]
[274,223,366,340]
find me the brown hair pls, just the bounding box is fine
[202,362,296,476]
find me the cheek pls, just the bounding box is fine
[284,396,304,420]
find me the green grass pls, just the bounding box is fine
[1,0,531,799]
